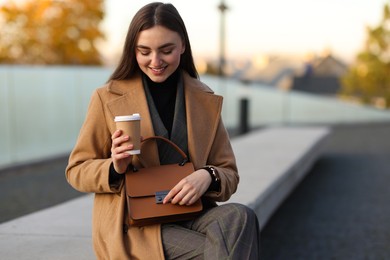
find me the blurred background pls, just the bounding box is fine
[1,0,390,258]
[2,0,390,166]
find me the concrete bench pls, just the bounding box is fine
[0,126,330,259]
[0,193,95,260]
[227,126,330,229]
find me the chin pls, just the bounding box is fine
[146,73,170,83]
[149,76,167,83]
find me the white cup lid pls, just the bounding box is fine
[114,113,141,122]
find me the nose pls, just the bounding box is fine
[150,53,162,67]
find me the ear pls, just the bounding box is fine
[181,42,186,54]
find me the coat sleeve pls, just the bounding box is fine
[65,89,120,194]
[204,118,239,202]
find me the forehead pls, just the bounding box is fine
[137,25,182,47]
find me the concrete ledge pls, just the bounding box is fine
[0,194,94,260]
[0,126,330,259]
[227,126,330,229]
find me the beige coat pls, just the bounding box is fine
[66,72,239,260]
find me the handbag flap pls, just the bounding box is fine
[125,162,195,198]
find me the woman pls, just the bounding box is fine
[66,2,260,259]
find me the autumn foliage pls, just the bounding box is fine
[0,0,105,65]
[341,3,390,108]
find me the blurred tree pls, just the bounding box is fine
[0,0,105,65]
[341,2,390,108]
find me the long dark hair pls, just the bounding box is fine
[109,2,198,81]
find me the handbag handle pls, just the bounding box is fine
[141,136,189,166]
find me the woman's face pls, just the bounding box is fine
[136,25,185,83]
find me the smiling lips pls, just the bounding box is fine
[149,66,167,75]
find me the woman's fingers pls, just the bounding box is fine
[111,129,122,140]
[179,190,198,206]
[163,171,209,205]
[112,131,129,148]
[170,186,199,205]
[113,144,133,156]
[163,180,191,205]
[111,130,134,173]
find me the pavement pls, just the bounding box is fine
[260,122,390,259]
[0,156,82,223]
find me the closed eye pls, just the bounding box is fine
[161,49,173,55]
[136,47,150,56]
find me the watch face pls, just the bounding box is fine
[204,166,219,183]
[210,167,219,182]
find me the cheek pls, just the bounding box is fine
[167,52,182,65]
[135,54,147,66]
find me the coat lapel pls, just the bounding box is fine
[106,75,160,167]
[183,74,223,168]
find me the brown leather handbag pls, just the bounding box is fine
[125,136,203,226]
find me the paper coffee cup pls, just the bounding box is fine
[114,113,141,155]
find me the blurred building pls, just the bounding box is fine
[237,55,302,90]
[202,51,349,97]
[291,53,348,95]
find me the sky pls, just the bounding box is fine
[0,0,388,63]
[101,0,389,64]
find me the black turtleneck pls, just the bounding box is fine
[145,70,179,136]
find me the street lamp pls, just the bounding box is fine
[218,0,228,77]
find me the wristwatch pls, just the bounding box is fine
[202,166,220,191]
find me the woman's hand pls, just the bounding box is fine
[163,169,212,205]
[111,130,133,174]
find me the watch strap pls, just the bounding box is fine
[202,166,221,192]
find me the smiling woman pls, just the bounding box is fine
[65,2,260,259]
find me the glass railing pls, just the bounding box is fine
[201,75,390,127]
[1,65,390,168]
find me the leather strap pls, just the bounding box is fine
[141,136,189,164]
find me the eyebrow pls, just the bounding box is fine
[136,43,176,50]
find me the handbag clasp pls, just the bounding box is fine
[155,190,170,204]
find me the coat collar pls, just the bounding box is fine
[182,73,223,168]
[106,72,223,168]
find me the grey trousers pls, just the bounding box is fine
[161,203,261,260]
